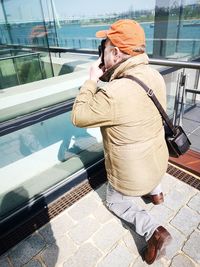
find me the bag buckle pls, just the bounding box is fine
[147,88,154,97]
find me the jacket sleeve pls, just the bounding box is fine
[71,80,115,128]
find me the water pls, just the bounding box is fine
[55,21,200,57]
[1,21,200,57]
[56,23,155,51]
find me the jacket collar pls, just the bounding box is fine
[99,53,149,82]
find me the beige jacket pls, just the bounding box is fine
[72,54,169,196]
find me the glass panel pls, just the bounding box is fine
[163,70,181,118]
[0,110,103,219]
[38,0,200,61]
[0,52,52,89]
[15,53,46,84]
[45,0,157,53]
[153,0,200,60]
[0,58,19,89]
[1,0,199,112]
[164,67,200,118]
[0,0,54,89]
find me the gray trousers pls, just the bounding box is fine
[106,183,161,241]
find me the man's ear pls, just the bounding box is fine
[113,47,123,63]
[113,47,120,56]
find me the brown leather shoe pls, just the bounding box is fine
[144,226,172,265]
[144,192,164,205]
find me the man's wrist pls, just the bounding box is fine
[80,80,97,92]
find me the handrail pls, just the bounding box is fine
[149,58,200,69]
[3,44,200,68]
[0,51,41,61]
[48,46,200,69]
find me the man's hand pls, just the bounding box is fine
[90,58,105,82]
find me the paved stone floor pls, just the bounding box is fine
[183,101,200,153]
[0,173,199,267]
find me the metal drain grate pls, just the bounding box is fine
[167,163,200,190]
[48,181,93,218]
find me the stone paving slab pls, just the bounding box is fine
[171,254,197,267]
[0,173,199,267]
[187,193,200,214]
[63,243,102,267]
[96,243,133,267]
[182,230,200,264]
[170,206,200,236]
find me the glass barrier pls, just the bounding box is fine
[170,68,199,109]
[0,110,103,220]
[0,57,18,89]
[1,1,199,58]
[48,0,200,61]
[152,38,200,60]
[162,67,200,119]
[0,0,54,89]
[0,0,199,90]
[0,52,51,89]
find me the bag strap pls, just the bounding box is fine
[124,75,176,135]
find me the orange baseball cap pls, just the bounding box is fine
[96,19,145,56]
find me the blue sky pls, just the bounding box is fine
[54,0,198,18]
[54,0,156,18]
[0,0,156,22]
[0,0,198,22]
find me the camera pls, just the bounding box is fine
[98,39,106,68]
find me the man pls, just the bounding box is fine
[72,19,172,264]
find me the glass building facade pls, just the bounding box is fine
[0,0,200,233]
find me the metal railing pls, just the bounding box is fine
[0,47,200,134]
[1,37,200,58]
[149,58,200,69]
[148,58,200,126]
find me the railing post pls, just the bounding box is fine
[159,39,163,57]
[173,72,181,125]
[192,40,196,57]
[192,69,200,104]
[12,57,20,86]
[38,53,46,79]
[173,69,187,126]
[179,71,187,126]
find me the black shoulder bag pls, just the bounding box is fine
[124,75,191,158]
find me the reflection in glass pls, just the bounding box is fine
[0,0,54,89]
[0,110,103,218]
